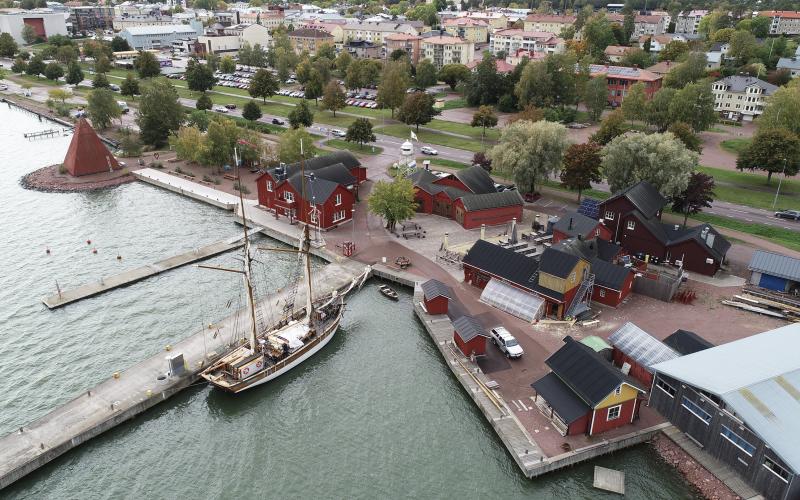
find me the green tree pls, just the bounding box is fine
[470,105,497,137]
[658,40,689,61]
[345,117,376,149]
[186,58,216,92]
[620,48,653,69]
[321,80,346,117]
[438,63,470,91]
[621,82,647,123]
[279,127,317,163]
[758,85,800,135]
[288,99,314,129]
[667,122,702,153]
[295,57,312,84]
[515,60,552,108]
[583,75,608,122]
[21,24,37,45]
[670,171,715,226]
[134,51,161,78]
[87,88,121,129]
[205,53,220,73]
[120,73,139,97]
[663,52,708,88]
[601,131,697,195]
[590,109,627,145]
[316,43,336,61]
[203,117,240,170]
[466,53,501,106]
[622,10,635,43]
[334,51,352,75]
[489,120,568,194]
[377,60,410,117]
[65,62,84,85]
[186,109,210,132]
[110,36,131,52]
[736,128,800,183]
[728,30,758,66]
[710,27,736,43]
[415,58,437,88]
[749,16,770,39]
[397,92,440,131]
[668,81,716,132]
[25,54,45,77]
[196,91,213,110]
[92,72,109,88]
[645,87,676,131]
[137,79,184,147]
[220,55,236,74]
[367,178,418,231]
[304,69,324,105]
[0,32,18,57]
[95,55,111,74]
[43,62,63,81]
[405,3,438,26]
[48,88,69,105]
[344,58,364,89]
[560,142,602,202]
[56,45,77,65]
[170,126,206,163]
[118,128,142,157]
[248,68,279,102]
[11,58,26,73]
[583,13,616,58]
[242,100,262,121]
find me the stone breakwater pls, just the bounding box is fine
[20,165,135,193]
[651,434,740,500]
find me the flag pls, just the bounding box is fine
[410,130,418,142]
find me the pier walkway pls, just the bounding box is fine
[133,168,251,210]
[1,258,368,490]
[42,230,263,309]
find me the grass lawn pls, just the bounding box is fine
[325,139,382,155]
[415,157,471,169]
[720,138,751,155]
[673,211,800,252]
[9,74,62,86]
[423,119,500,141]
[541,179,611,201]
[441,97,468,110]
[378,123,486,153]
[698,166,800,210]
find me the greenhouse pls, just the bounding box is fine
[479,278,544,323]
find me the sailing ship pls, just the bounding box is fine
[200,142,367,393]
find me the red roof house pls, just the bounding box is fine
[63,119,120,177]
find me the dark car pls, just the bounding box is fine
[225,104,237,110]
[775,209,800,220]
[271,118,285,125]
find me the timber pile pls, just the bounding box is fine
[722,291,800,322]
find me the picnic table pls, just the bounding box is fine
[395,256,411,269]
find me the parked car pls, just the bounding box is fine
[489,326,523,358]
[0,84,8,91]
[117,101,129,113]
[109,84,120,92]
[225,104,237,110]
[420,146,438,155]
[331,129,346,137]
[271,118,285,125]
[775,209,800,220]
[212,106,228,113]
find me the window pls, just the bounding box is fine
[595,229,600,237]
[681,396,712,424]
[626,220,635,230]
[335,193,342,206]
[332,210,346,222]
[599,289,606,298]
[656,379,676,398]
[607,405,622,421]
[614,386,622,395]
[604,210,614,220]
[763,457,791,483]
[720,425,756,456]
[284,191,294,202]
[266,181,273,192]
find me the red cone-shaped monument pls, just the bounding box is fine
[63,119,121,177]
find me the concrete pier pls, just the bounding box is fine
[42,230,263,309]
[133,168,247,210]
[1,258,368,490]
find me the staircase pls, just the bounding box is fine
[565,273,595,319]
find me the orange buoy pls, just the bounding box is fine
[92,248,98,254]
[86,239,91,245]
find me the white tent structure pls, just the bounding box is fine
[479,278,544,323]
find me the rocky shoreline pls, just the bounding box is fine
[20,164,135,193]
[651,434,741,500]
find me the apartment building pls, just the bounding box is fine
[608,13,669,40]
[69,5,114,32]
[385,32,422,65]
[712,76,777,122]
[759,11,800,35]
[490,29,564,56]
[674,10,707,35]
[341,21,418,46]
[288,27,334,55]
[523,14,575,34]
[421,34,475,70]
[443,17,489,43]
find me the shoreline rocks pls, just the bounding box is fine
[20,165,135,193]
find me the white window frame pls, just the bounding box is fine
[681,396,711,425]
[332,210,346,223]
[655,379,676,398]
[604,210,614,220]
[626,220,636,230]
[335,193,342,206]
[284,191,295,202]
[720,425,756,457]
[599,289,606,298]
[763,457,790,484]
[267,181,273,192]
[607,404,622,421]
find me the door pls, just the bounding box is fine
[434,199,451,217]
[455,206,464,225]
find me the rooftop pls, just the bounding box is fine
[607,322,679,370]
[748,250,800,282]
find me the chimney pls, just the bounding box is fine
[480,224,485,240]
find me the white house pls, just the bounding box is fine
[712,76,778,121]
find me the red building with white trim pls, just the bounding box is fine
[585,64,662,106]
[453,315,489,357]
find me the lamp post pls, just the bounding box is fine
[772,158,788,209]
[351,207,356,242]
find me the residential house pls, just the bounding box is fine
[421,279,454,315]
[345,40,380,59]
[748,250,800,294]
[585,64,663,106]
[758,11,800,36]
[505,48,546,65]
[288,27,334,56]
[490,29,564,56]
[442,17,488,43]
[705,51,722,70]
[650,323,800,500]
[607,322,680,387]
[409,166,522,229]
[645,60,675,77]
[662,329,714,355]
[777,56,800,78]
[712,76,777,122]
[674,10,707,35]
[637,34,686,53]
[531,336,646,436]
[453,315,489,357]
[465,58,516,74]
[598,181,731,276]
[385,32,422,65]
[421,34,475,70]
[604,45,635,63]
[522,14,575,34]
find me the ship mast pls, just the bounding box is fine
[235,145,259,353]
[299,140,314,323]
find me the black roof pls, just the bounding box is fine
[459,190,523,211]
[454,165,497,195]
[421,279,454,300]
[546,336,642,407]
[605,181,667,219]
[552,211,601,238]
[462,240,539,290]
[531,372,590,424]
[539,247,581,279]
[595,238,623,262]
[311,163,357,187]
[287,173,340,203]
[663,329,714,355]
[630,215,731,262]
[452,315,489,342]
[268,151,361,180]
[552,237,620,264]
[590,258,631,291]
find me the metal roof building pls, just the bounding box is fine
[748,250,800,293]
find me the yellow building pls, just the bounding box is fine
[443,17,489,43]
[421,34,475,70]
[523,14,576,34]
[288,27,334,56]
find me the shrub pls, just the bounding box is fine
[212,177,221,185]
[497,94,516,113]
[233,181,250,194]
[58,164,67,174]
[203,174,212,182]
[174,166,184,174]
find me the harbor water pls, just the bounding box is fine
[0,104,698,499]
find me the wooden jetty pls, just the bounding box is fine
[593,466,625,495]
[24,128,68,140]
[42,229,263,309]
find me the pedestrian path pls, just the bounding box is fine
[133,168,252,210]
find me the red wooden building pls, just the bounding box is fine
[256,153,363,230]
[409,166,523,229]
[63,119,121,177]
[552,211,612,243]
[531,336,645,436]
[586,64,662,106]
[421,279,454,315]
[453,315,489,357]
[607,322,679,388]
[598,181,730,276]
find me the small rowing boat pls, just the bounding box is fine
[378,284,399,301]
